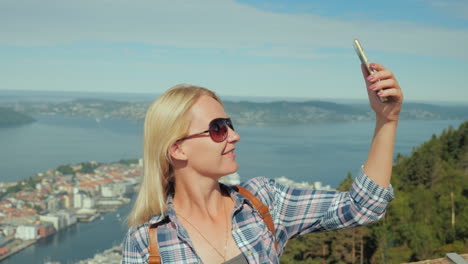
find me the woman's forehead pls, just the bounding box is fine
[189,96,226,126]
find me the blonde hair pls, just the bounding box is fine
[127,84,222,227]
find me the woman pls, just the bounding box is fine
[122,63,403,264]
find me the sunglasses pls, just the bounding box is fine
[177,118,234,143]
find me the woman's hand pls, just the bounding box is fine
[362,63,403,122]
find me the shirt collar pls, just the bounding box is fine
[147,183,251,226]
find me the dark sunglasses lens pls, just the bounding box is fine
[226,118,234,130]
[209,119,228,142]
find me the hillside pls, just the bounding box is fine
[224,100,366,125]
[282,121,468,263]
[0,107,35,127]
[3,99,467,125]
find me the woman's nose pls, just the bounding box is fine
[228,127,240,143]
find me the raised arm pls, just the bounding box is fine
[362,63,403,188]
[243,175,394,254]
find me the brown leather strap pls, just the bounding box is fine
[236,185,278,251]
[148,224,161,264]
[147,186,278,263]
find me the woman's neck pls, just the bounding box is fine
[172,171,226,219]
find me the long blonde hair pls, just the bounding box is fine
[127,84,222,227]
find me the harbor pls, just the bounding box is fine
[0,239,37,262]
[0,197,133,264]
[0,161,140,263]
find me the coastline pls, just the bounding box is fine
[0,161,141,263]
[0,239,37,262]
[0,201,131,263]
[0,161,325,264]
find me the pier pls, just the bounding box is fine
[0,239,37,262]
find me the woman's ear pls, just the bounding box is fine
[169,142,188,161]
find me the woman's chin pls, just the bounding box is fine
[228,162,239,174]
[219,163,239,177]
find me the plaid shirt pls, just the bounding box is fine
[122,168,394,264]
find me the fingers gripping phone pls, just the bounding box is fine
[353,39,388,103]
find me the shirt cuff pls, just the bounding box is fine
[349,166,395,215]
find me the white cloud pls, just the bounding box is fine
[1,0,467,58]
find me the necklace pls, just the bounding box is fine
[176,198,229,262]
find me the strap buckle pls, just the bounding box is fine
[255,204,270,219]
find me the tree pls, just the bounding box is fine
[79,162,99,173]
[283,121,468,263]
[118,158,139,165]
[57,164,74,175]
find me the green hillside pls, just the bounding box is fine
[0,107,35,127]
[282,121,468,263]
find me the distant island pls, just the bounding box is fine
[1,99,467,125]
[0,107,35,127]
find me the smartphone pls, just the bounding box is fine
[353,39,387,102]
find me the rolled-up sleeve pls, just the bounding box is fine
[317,167,394,232]
[349,167,394,216]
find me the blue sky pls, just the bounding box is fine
[1,0,468,103]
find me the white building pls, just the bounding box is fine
[83,196,95,209]
[74,191,84,208]
[40,215,62,231]
[47,196,61,212]
[101,184,115,198]
[15,225,38,240]
[39,211,76,231]
[0,225,15,237]
[7,197,25,209]
[74,191,95,209]
[101,182,134,198]
[56,210,77,227]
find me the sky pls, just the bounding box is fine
[1,0,468,103]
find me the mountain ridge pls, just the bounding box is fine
[2,99,466,125]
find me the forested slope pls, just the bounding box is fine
[282,121,468,263]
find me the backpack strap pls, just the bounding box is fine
[235,185,278,251]
[148,224,161,264]
[147,185,278,263]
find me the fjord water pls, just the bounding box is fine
[1,196,133,264]
[1,115,464,187]
[0,115,464,263]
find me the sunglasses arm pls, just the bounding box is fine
[177,130,210,142]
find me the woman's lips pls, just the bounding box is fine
[224,149,236,158]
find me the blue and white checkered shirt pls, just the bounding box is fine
[122,168,394,264]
